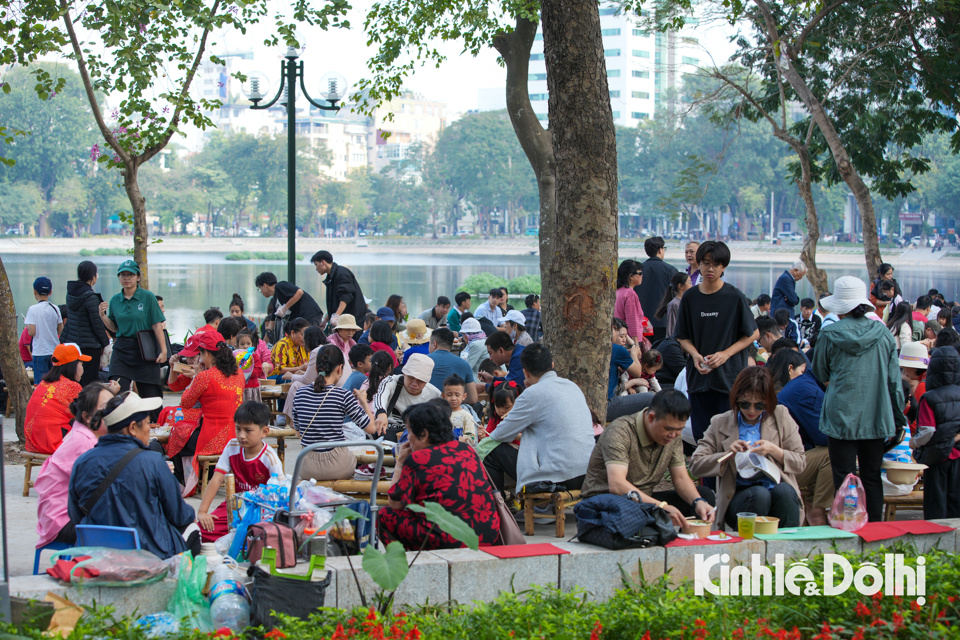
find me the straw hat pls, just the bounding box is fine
[400,318,432,345]
[898,342,929,369]
[334,313,362,332]
[820,276,874,315]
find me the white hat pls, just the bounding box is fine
[499,309,527,326]
[820,276,874,315]
[104,392,163,429]
[402,353,435,382]
[898,342,929,369]
[460,318,482,333]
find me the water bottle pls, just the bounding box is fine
[842,482,860,523]
[174,407,184,424]
[209,564,249,631]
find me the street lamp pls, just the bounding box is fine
[243,45,348,284]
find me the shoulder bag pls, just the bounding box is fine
[137,329,173,362]
[479,458,525,546]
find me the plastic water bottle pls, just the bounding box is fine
[174,407,184,424]
[842,483,859,521]
[209,564,249,631]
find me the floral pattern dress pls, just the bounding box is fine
[24,378,82,454]
[378,439,501,550]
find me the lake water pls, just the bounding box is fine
[4,251,957,340]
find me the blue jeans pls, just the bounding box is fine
[32,355,52,382]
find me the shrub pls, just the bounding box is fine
[79,248,128,256]
[457,272,507,294]
[506,274,541,295]
[225,252,304,261]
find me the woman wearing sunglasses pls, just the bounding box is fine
[689,366,806,530]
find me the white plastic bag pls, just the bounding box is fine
[829,472,868,532]
[881,471,918,497]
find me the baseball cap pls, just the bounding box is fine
[499,309,527,326]
[179,331,226,357]
[117,260,140,275]
[376,306,396,322]
[33,277,52,295]
[52,343,92,366]
[460,318,482,333]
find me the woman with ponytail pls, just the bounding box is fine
[165,331,244,496]
[654,272,691,339]
[291,344,380,480]
[35,382,117,547]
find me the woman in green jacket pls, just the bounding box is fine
[813,276,906,522]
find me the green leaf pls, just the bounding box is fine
[362,541,409,591]
[406,501,479,550]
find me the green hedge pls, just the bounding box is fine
[4,546,957,639]
[225,251,305,261]
[458,272,541,295]
[78,248,129,256]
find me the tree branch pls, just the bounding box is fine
[59,0,129,164]
[793,0,847,53]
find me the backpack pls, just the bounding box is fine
[573,494,678,549]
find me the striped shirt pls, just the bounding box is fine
[291,385,370,446]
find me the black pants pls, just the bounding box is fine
[172,426,202,486]
[651,486,716,517]
[724,484,801,529]
[78,347,102,388]
[111,377,163,422]
[688,390,730,489]
[53,520,77,545]
[483,442,584,494]
[924,457,960,520]
[828,436,885,522]
[650,326,667,345]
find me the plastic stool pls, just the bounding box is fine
[34,542,71,575]
[75,524,141,550]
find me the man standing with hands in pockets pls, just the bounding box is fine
[675,242,758,450]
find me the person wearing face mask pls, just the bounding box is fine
[496,309,533,347]
[690,366,806,530]
[69,392,198,559]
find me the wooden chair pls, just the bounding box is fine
[522,489,582,537]
[22,452,51,497]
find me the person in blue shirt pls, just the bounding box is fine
[607,319,654,422]
[427,328,478,404]
[767,349,830,526]
[69,392,198,559]
[474,289,505,326]
[770,262,806,317]
[344,344,374,391]
[477,331,525,394]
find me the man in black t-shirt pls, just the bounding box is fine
[674,241,758,445]
[255,272,324,326]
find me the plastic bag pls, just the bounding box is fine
[48,547,169,586]
[829,473,868,532]
[881,471,918,497]
[136,612,181,638]
[166,553,212,632]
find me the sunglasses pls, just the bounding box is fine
[737,401,766,411]
[634,270,643,276]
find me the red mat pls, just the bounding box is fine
[854,520,955,542]
[666,534,743,547]
[482,543,570,559]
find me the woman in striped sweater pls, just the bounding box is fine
[291,345,380,480]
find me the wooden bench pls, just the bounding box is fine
[884,490,924,521]
[316,479,391,506]
[22,452,51,496]
[523,489,582,537]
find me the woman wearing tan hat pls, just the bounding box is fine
[329,314,361,364]
[399,318,433,366]
[24,343,94,454]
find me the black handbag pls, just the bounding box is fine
[136,329,172,362]
[247,564,332,627]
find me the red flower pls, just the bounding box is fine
[892,611,905,631]
[366,608,378,621]
[211,629,234,638]
[590,620,603,640]
[851,629,864,640]
[642,632,652,640]
[811,622,833,640]
[854,602,871,618]
[405,626,422,640]
[911,600,923,612]
[264,631,287,639]
[950,596,957,604]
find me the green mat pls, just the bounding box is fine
[755,525,858,540]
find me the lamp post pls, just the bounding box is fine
[244,47,347,284]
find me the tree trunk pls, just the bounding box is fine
[0,257,33,443]
[541,0,619,420]
[791,142,829,297]
[122,162,151,290]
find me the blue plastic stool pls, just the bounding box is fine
[75,525,141,550]
[34,542,71,575]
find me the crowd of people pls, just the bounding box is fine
[18,241,960,561]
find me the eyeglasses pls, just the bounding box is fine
[634,271,643,276]
[737,401,766,411]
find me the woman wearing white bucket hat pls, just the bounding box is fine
[812,276,907,522]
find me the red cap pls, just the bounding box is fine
[179,331,226,357]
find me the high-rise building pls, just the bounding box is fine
[368,91,447,174]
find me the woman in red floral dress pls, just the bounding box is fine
[165,332,244,496]
[378,401,501,550]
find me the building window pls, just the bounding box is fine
[632,28,649,37]
[632,70,650,78]
[599,7,619,16]
[632,49,650,58]
[601,28,621,36]
[535,113,548,120]
[604,48,621,57]
[631,91,650,99]
[612,110,620,119]
[529,73,547,81]
[529,93,548,101]
[607,69,621,78]
[531,53,544,61]
[609,90,621,98]
[631,112,649,119]
[535,33,543,41]
[682,56,699,65]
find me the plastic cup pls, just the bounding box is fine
[737,512,757,539]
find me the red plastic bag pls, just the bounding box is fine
[829,473,868,531]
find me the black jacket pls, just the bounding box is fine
[914,347,960,465]
[323,263,366,321]
[63,280,109,349]
[634,257,678,329]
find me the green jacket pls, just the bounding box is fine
[812,316,905,441]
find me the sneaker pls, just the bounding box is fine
[355,463,389,479]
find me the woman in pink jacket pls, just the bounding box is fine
[614,259,647,344]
